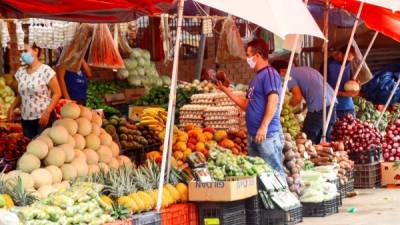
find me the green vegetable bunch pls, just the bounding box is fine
[354,97,389,131]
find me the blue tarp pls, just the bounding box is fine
[361,63,400,105]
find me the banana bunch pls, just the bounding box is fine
[139,108,167,132]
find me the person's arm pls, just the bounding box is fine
[7,95,21,122]
[337,90,359,97]
[216,81,248,111]
[39,77,61,127]
[289,86,303,107]
[255,93,279,143]
[57,67,70,99]
[81,59,93,78]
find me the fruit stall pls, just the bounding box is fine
[1,0,400,225]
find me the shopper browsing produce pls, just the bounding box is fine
[327,46,359,119]
[217,39,285,177]
[7,43,61,139]
[57,59,93,105]
[272,60,337,144]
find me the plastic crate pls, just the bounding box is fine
[348,147,382,164]
[198,200,246,225]
[188,203,199,225]
[354,162,380,188]
[302,198,339,217]
[261,206,303,225]
[132,211,161,225]
[246,209,262,225]
[105,220,133,225]
[161,204,189,225]
[327,178,340,189]
[245,195,262,210]
[339,179,355,198]
[346,169,354,181]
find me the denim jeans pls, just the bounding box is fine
[248,132,285,177]
[336,109,355,120]
[303,106,336,144]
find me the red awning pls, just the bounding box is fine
[0,0,174,22]
[331,0,400,42]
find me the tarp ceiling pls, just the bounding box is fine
[331,0,400,42]
[0,0,174,22]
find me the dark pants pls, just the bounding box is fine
[303,106,337,144]
[21,112,57,139]
[336,109,355,120]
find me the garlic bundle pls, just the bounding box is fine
[14,20,25,50]
[0,20,10,50]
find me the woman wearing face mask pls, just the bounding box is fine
[7,43,62,139]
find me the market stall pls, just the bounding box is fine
[0,0,399,224]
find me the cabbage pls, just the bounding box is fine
[124,59,138,70]
[116,69,129,80]
[161,75,171,86]
[137,58,146,67]
[143,50,151,60]
[154,77,163,86]
[137,67,145,76]
[128,75,142,87]
[129,69,139,77]
[130,48,142,59]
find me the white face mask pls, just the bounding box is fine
[247,56,256,69]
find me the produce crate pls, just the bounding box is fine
[198,200,246,225]
[354,162,380,188]
[348,147,382,164]
[380,162,400,186]
[245,195,262,211]
[246,209,262,225]
[302,197,339,217]
[328,177,340,189]
[132,211,161,225]
[261,206,303,225]
[188,203,199,225]
[161,203,190,225]
[105,219,133,225]
[346,169,354,181]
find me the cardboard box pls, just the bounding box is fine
[128,105,163,121]
[189,176,257,202]
[104,93,127,105]
[380,162,400,186]
[124,88,146,101]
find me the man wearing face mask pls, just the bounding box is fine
[217,39,285,177]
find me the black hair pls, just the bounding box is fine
[339,45,355,55]
[271,60,289,72]
[24,38,42,58]
[247,39,269,60]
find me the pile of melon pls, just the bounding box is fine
[3,103,133,200]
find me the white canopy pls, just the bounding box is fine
[193,0,325,39]
[358,0,400,11]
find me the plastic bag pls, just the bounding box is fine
[0,210,19,225]
[351,39,373,85]
[118,31,133,58]
[216,17,246,63]
[87,24,125,69]
[57,23,93,73]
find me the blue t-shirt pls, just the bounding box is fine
[246,66,282,137]
[65,69,88,101]
[288,67,335,112]
[327,59,354,110]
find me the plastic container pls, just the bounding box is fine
[246,209,262,225]
[245,195,262,210]
[348,147,382,164]
[261,206,303,225]
[188,203,199,225]
[354,162,380,188]
[132,211,161,225]
[302,198,339,217]
[161,204,189,225]
[198,200,246,225]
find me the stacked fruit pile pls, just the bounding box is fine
[139,108,167,134]
[3,103,133,200]
[0,123,29,172]
[0,77,16,120]
[281,103,301,137]
[283,133,305,195]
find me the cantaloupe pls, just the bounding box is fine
[76,117,92,136]
[44,147,66,167]
[108,158,119,169]
[79,106,93,120]
[31,168,53,189]
[110,142,120,157]
[36,135,54,149]
[91,123,101,136]
[53,181,70,191]
[41,128,51,136]
[91,111,102,127]
[5,170,22,182]
[74,149,87,162]
[61,103,81,119]
[17,172,34,191]
[73,134,86,150]
[49,126,69,145]
[67,135,76,147]
[117,155,133,167]
[70,159,88,177]
[85,133,100,150]
[38,185,57,199]
[83,148,99,165]
[100,133,113,147]
[88,165,100,175]
[53,118,78,135]
[26,139,48,160]
[46,165,63,184]
[17,153,41,173]
[98,163,110,173]
[100,128,106,135]
[61,164,77,181]
[97,145,113,163]
[58,144,75,163]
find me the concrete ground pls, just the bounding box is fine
[301,188,400,225]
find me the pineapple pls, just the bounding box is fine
[7,177,37,206]
[111,203,129,220]
[103,166,137,198]
[175,183,188,202]
[165,184,181,202]
[137,191,155,210]
[117,196,138,213]
[128,193,146,212]
[101,195,113,206]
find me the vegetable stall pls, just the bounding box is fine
[0,0,399,225]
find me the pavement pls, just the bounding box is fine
[301,188,400,225]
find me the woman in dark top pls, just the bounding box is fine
[57,59,93,105]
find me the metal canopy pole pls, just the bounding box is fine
[375,78,400,127]
[321,0,330,143]
[353,31,379,79]
[323,2,365,135]
[156,0,185,212]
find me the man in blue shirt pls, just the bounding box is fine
[217,39,285,177]
[327,47,359,119]
[272,60,336,144]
